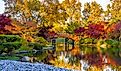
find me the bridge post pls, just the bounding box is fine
[72,39,75,49]
[65,38,69,51]
[52,38,56,53]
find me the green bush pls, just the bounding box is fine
[28,42,44,50]
[105,39,119,47]
[79,38,84,44]
[35,37,49,45]
[0,35,23,54]
[18,46,32,51]
[79,38,96,44]
[0,35,21,43]
[0,42,22,53]
[84,38,92,44]
[36,51,48,61]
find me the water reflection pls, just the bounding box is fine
[23,45,120,70]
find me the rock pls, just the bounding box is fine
[21,56,30,62]
[0,60,76,71]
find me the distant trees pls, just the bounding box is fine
[3,0,121,40]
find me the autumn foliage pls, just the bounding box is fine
[0,14,12,34]
[74,22,109,39]
[0,0,121,70]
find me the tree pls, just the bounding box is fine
[4,0,41,23]
[0,14,12,34]
[109,21,121,41]
[74,21,109,39]
[6,20,38,42]
[4,0,82,33]
[39,0,82,32]
[61,0,82,33]
[104,4,111,22]
[108,0,121,23]
[62,0,82,23]
[82,1,103,24]
[65,22,81,34]
[4,0,54,40]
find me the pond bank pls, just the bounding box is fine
[0,60,78,71]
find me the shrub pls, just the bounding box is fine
[108,21,121,41]
[79,38,95,44]
[105,39,119,47]
[0,42,22,53]
[0,14,12,34]
[35,37,49,45]
[0,35,23,54]
[0,35,21,43]
[28,42,44,50]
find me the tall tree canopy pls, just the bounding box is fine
[82,1,103,24]
[4,0,41,23]
[107,0,121,23]
[4,0,82,33]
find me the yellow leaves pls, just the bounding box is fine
[83,1,102,23]
[52,23,61,32]
[32,19,37,23]
[16,0,22,5]
[73,11,81,20]
[40,6,46,12]
[108,0,121,22]
[52,22,68,33]
[16,0,32,18]
[24,0,28,7]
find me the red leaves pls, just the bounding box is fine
[114,21,121,31]
[0,14,12,34]
[86,24,106,39]
[0,14,11,25]
[107,21,121,40]
[74,22,107,39]
[74,27,85,35]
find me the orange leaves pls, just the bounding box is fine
[71,35,79,41]
[106,24,116,33]
[7,20,38,42]
[70,46,80,56]
[4,25,16,34]
[56,33,79,41]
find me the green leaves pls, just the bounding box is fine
[0,35,21,43]
[105,39,119,47]
[65,22,80,34]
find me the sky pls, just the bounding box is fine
[81,0,111,10]
[0,0,111,14]
[0,0,5,14]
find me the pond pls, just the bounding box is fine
[0,36,121,70]
[32,45,121,71]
